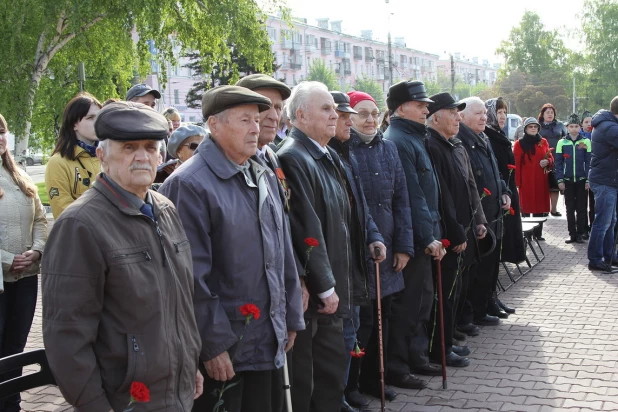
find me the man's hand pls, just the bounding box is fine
[369,241,387,263]
[317,291,339,315]
[501,194,512,210]
[476,224,487,240]
[452,242,467,254]
[194,370,204,399]
[299,278,310,313]
[558,182,565,192]
[539,159,549,168]
[425,240,443,257]
[585,182,590,191]
[284,331,297,352]
[204,351,235,382]
[393,252,410,272]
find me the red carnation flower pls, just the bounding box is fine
[441,239,451,248]
[240,303,261,320]
[304,238,319,247]
[509,207,515,216]
[507,164,516,170]
[483,188,492,196]
[563,153,570,159]
[350,341,366,358]
[130,382,150,403]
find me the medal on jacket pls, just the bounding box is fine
[275,167,291,212]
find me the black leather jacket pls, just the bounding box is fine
[279,128,372,319]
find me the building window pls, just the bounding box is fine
[189,116,196,122]
[174,89,179,105]
[267,27,277,41]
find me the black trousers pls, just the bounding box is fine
[564,180,589,237]
[429,262,462,358]
[387,253,433,377]
[455,264,475,327]
[291,316,346,412]
[468,245,501,318]
[347,296,392,392]
[0,276,38,412]
[589,186,595,230]
[193,365,284,412]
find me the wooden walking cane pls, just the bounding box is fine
[374,247,386,412]
[435,258,448,389]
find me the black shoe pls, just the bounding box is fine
[576,236,585,243]
[565,237,577,244]
[535,236,546,241]
[341,400,360,412]
[385,373,427,390]
[497,299,516,314]
[452,345,471,356]
[551,211,562,217]
[360,385,399,400]
[453,330,467,341]
[474,315,501,326]
[411,362,442,376]
[583,233,590,240]
[345,390,370,408]
[589,262,617,273]
[431,351,470,367]
[457,323,480,336]
[487,299,509,318]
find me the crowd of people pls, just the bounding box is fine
[0,73,616,412]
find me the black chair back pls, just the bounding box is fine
[0,349,56,399]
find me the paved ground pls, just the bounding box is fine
[16,209,618,411]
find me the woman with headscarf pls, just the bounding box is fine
[0,114,48,411]
[484,98,525,314]
[513,117,554,240]
[538,103,567,216]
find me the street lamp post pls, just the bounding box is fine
[386,0,393,86]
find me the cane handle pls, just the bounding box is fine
[374,246,381,258]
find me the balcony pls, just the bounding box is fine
[321,47,332,55]
[401,62,408,69]
[306,44,317,53]
[365,55,374,62]
[290,63,302,69]
[335,50,350,59]
[376,56,385,64]
[376,73,385,80]
[279,62,291,70]
[344,68,352,75]
[353,52,363,60]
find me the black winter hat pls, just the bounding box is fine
[386,80,433,111]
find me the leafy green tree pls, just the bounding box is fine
[352,76,386,111]
[306,59,338,90]
[496,11,572,76]
[0,0,280,153]
[185,48,278,109]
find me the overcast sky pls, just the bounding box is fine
[282,0,585,63]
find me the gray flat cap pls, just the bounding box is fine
[202,85,272,119]
[95,101,168,141]
[126,83,162,101]
[167,125,207,158]
[235,74,292,100]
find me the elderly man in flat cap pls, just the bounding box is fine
[383,80,444,386]
[327,91,387,411]
[159,85,305,412]
[277,81,386,412]
[41,101,203,411]
[425,92,487,368]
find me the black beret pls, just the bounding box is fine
[94,101,168,141]
[386,80,433,111]
[235,74,292,100]
[202,85,272,119]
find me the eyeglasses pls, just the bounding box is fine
[357,111,380,120]
[183,142,199,150]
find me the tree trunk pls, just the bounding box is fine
[15,66,45,156]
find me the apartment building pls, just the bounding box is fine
[437,53,500,86]
[267,15,440,92]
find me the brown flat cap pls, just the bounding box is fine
[202,85,272,119]
[235,74,292,100]
[95,101,168,141]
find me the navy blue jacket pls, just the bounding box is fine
[384,117,442,251]
[346,130,414,298]
[589,110,618,188]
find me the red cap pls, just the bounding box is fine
[347,91,376,109]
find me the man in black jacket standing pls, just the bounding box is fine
[383,80,445,385]
[426,93,487,368]
[277,81,386,412]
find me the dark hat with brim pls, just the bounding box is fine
[126,83,162,101]
[427,92,466,117]
[330,91,358,114]
[95,101,168,141]
[202,85,272,119]
[387,80,433,111]
[235,74,292,100]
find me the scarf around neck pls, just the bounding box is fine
[352,127,378,144]
[520,132,541,157]
[76,140,98,157]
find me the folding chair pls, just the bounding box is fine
[0,349,56,400]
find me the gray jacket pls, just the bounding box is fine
[159,137,305,372]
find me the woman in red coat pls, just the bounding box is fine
[513,117,554,240]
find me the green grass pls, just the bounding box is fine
[36,182,49,205]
